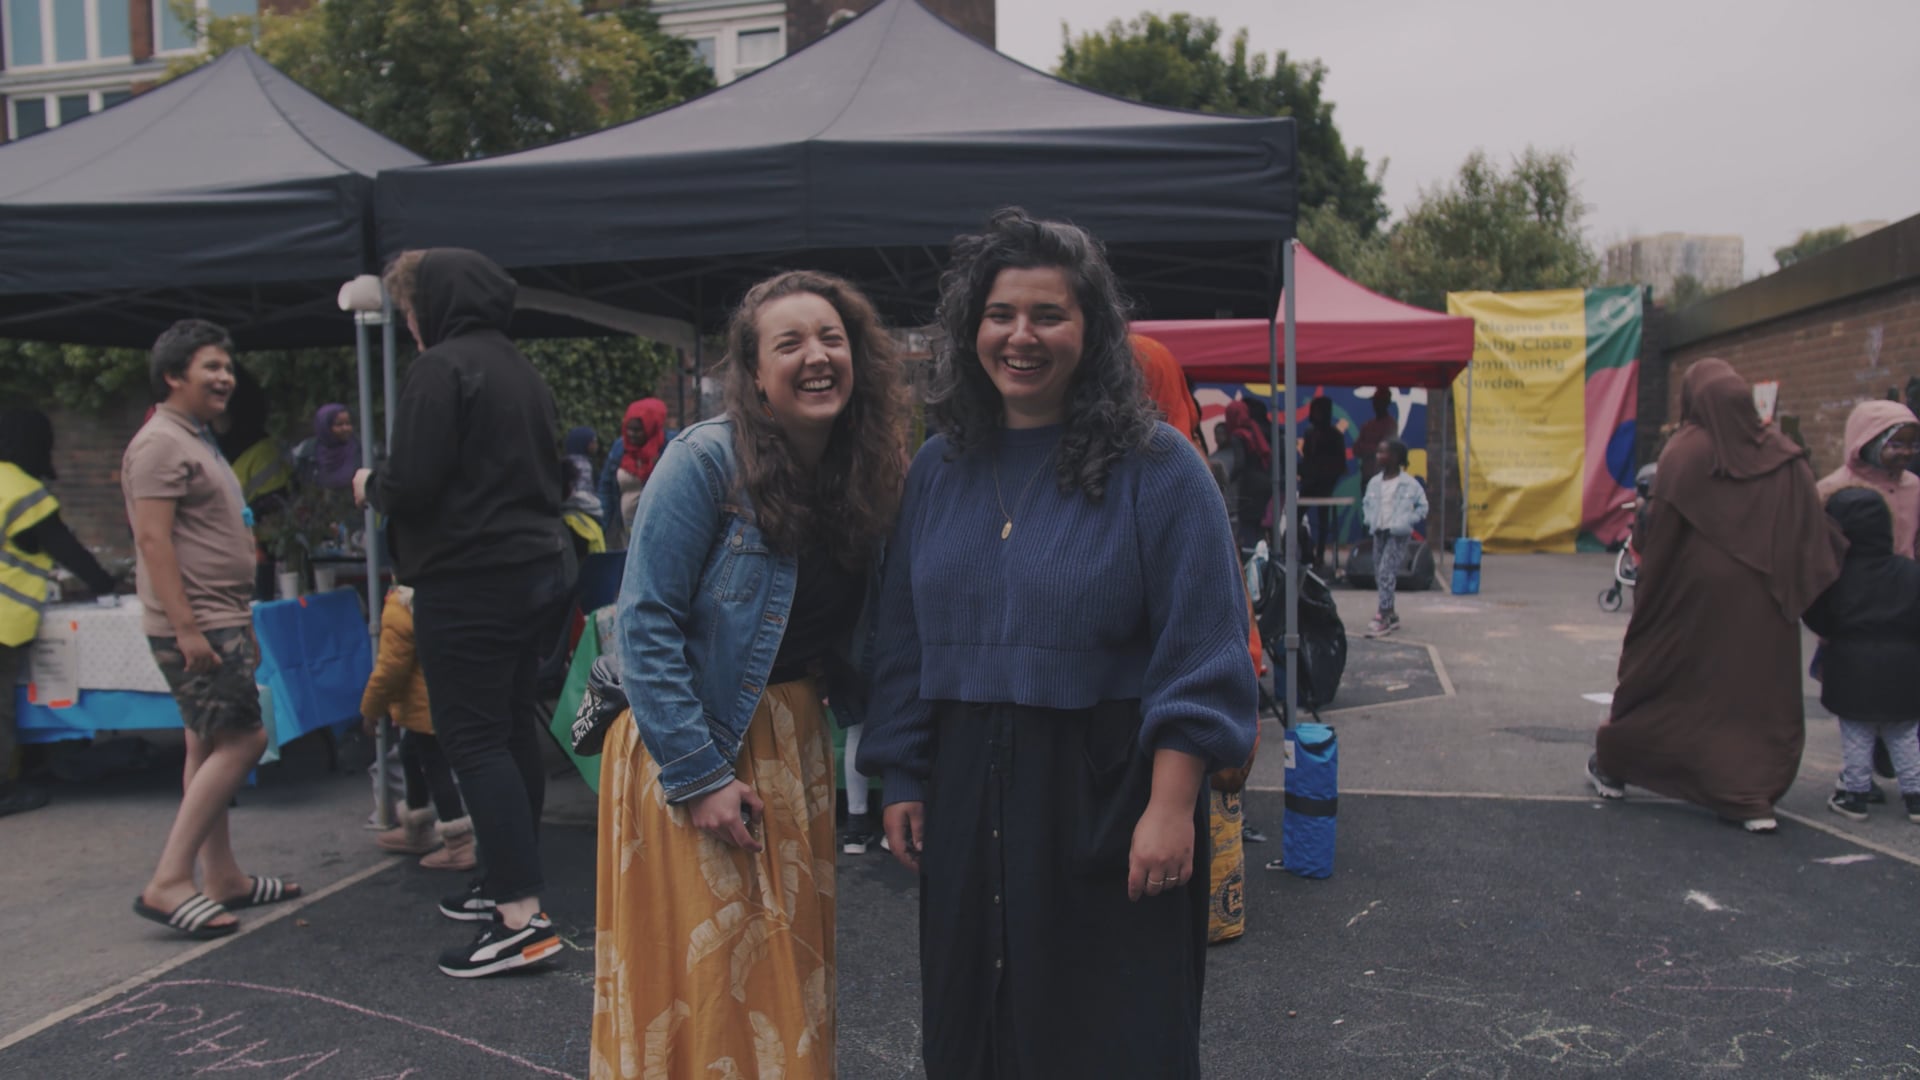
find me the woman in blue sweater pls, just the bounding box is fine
[859,209,1258,1078]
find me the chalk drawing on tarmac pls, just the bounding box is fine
[67,978,577,1079]
[1332,941,1920,1074]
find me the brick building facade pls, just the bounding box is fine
[0,0,258,141]
[1652,212,1920,478]
[40,400,149,564]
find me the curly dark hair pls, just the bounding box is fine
[926,208,1158,501]
[1382,436,1411,469]
[719,271,910,573]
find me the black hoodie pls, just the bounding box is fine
[1803,488,1920,720]
[366,249,565,582]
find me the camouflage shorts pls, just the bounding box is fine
[148,625,262,739]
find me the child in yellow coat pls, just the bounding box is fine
[362,586,473,870]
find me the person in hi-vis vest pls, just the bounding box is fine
[1,407,119,817]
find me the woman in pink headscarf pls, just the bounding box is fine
[1817,399,1920,558]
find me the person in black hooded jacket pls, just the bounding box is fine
[354,248,571,977]
[1803,487,1920,824]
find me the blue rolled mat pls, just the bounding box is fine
[1282,722,1338,879]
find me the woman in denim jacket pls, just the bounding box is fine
[591,271,909,1079]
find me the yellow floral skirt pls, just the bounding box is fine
[591,680,837,1080]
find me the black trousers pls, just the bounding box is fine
[411,557,568,903]
[919,701,1209,1080]
[400,730,465,821]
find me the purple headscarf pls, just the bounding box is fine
[312,403,360,490]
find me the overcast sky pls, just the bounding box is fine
[996,0,1919,280]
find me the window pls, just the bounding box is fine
[690,36,716,74]
[6,0,45,67]
[97,0,128,58]
[53,0,86,62]
[5,88,128,140]
[12,98,48,137]
[4,0,134,66]
[734,26,781,75]
[155,0,254,54]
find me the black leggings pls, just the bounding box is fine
[412,557,570,904]
[400,730,465,821]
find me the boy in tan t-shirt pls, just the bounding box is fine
[124,320,300,940]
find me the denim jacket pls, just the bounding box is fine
[1362,471,1429,538]
[615,417,871,804]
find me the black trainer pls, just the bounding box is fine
[1828,790,1869,822]
[1905,793,1920,825]
[840,812,877,855]
[1586,755,1625,800]
[439,881,496,922]
[438,911,561,978]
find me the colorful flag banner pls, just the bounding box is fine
[1447,287,1643,553]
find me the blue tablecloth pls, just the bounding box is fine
[15,589,373,752]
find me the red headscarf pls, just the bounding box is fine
[620,398,669,483]
[1223,399,1272,470]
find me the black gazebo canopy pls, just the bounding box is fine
[0,47,424,348]
[375,0,1298,328]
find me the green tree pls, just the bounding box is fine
[1056,13,1386,236]
[1664,272,1720,309]
[1361,148,1600,311]
[1773,225,1854,270]
[165,0,713,163]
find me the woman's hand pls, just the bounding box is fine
[1128,801,1195,901]
[1128,747,1206,901]
[688,780,766,852]
[883,802,925,872]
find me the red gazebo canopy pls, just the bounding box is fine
[1133,244,1474,387]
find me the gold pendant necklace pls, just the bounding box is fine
[993,446,1052,541]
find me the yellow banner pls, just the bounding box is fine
[1448,289,1586,553]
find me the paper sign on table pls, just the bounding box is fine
[28,619,80,708]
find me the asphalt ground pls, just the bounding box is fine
[6,554,1918,1078]
[8,790,1916,1080]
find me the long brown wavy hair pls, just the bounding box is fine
[720,271,909,572]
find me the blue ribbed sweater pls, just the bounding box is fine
[858,422,1259,807]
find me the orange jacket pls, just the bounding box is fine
[360,589,433,734]
[1132,333,1267,678]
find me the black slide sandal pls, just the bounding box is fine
[133,893,238,940]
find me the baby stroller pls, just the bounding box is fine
[1599,464,1658,612]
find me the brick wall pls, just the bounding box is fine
[787,0,993,50]
[1666,280,1920,476]
[44,399,152,563]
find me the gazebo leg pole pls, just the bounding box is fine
[355,315,393,831]
[1281,240,1299,726]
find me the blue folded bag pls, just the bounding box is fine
[1281,723,1338,879]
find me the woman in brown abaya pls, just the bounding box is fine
[1588,358,1846,832]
